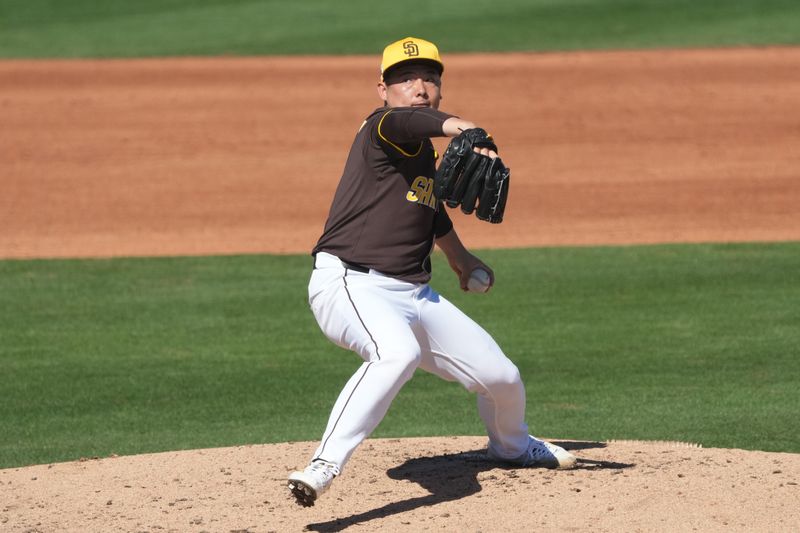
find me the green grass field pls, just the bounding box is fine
[1,0,799,58]
[2,244,798,468]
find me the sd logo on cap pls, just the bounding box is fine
[381,37,444,78]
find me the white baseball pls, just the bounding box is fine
[467,268,492,293]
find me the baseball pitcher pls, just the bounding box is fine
[288,37,576,507]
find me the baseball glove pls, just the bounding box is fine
[434,128,510,224]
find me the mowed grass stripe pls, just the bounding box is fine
[1,242,798,468]
[1,0,799,58]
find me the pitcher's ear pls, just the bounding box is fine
[377,81,388,102]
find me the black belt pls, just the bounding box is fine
[340,259,370,273]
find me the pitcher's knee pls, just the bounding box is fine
[379,349,422,381]
[484,359,523,391]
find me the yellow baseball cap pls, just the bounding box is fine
[380,37,444,77]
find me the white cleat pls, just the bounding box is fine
[489,436,578,469]
[287,460,340,506]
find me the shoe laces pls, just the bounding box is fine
[524,439,555,465]
[308,460,340,480]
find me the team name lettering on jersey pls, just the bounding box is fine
[406,176,437,209]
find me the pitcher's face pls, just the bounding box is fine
[378,63,442,109]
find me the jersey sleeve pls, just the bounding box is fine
[433,203,453,238]
[377,107,454,144]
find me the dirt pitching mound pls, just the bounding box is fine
[2,437,798,532]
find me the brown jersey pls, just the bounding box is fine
[313,106,455,283]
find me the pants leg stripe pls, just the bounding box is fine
[314,361,373,463]
[342,269,381,361]
[314,270,380,462]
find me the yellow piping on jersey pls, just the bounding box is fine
[377,110,423,157]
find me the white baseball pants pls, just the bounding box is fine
[307,252,530,470]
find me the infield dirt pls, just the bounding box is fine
[1,47,799,532]
[2,47,799,258]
